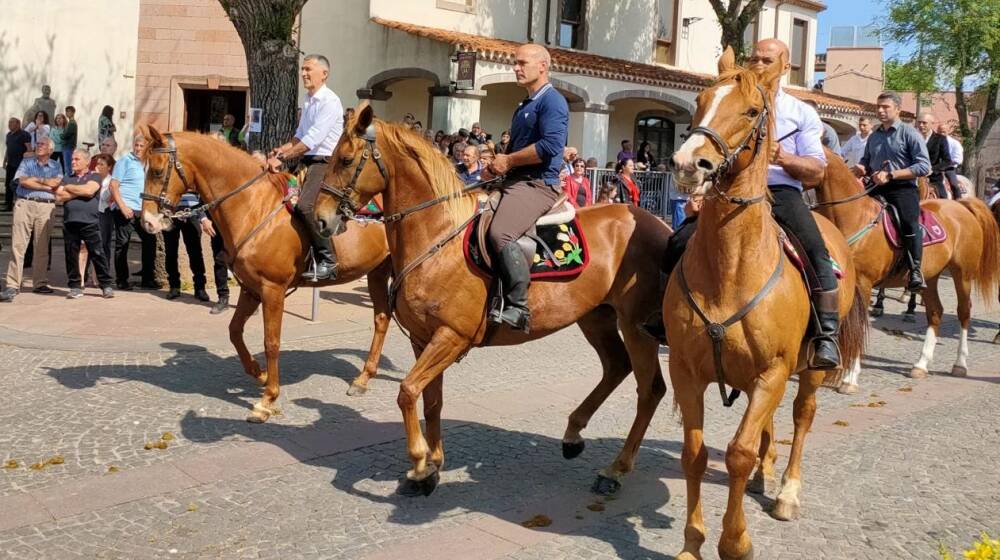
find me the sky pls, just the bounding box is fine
[815,0,911,60]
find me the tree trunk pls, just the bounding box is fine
[219,0,307,153]
[954,73,999,196]
[709,0,766,63]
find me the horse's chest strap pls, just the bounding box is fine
[676,247,786,407]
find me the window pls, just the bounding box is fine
[436,0,474,13]
[654,0,678,65]
[636,115,676,163]
[790,19,808,86]
[558,0,585,49]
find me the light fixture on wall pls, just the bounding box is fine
[682,17,703,27]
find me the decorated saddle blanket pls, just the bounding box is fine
[780,227,844,295]
[463,216,590,279]
[882,207,947,248]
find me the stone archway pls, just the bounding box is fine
[477,72,589,104]
[605,89,696,120]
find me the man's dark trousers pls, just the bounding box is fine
[871,182,922,263]
[4,164,18,209]
[770,185,838,291]
[210,232,230,299]
[64,221,112,289]
[163,217,206,291]
[112,211,156,286]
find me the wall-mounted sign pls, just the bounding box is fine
[249,108,262,133]
[455,51,476,91]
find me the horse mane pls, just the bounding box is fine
[158,131,291,198]
[715,67,762,102]
[374,120,477,227]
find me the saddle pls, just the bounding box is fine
[779,226,845,295]
[879,200,947,248]
[464,190,589,279]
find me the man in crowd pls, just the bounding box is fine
[219,114,243,148]
[109,133,158,290]
[450,141,468,165]
[4,117,31,211]
[853,92,931,290]
[456,144,483,185]
[915,112,955,199]
[53,149,113,299]
[0,137,62,302]
[938,122,964,198]
[840,116,872,168]
[163,192,210,302]
[481,43,568,332]
[585,157,599,169]
[469,122,487,145]
[196,214,231,314]
[89,137,118,171]
[268,54,344,281]
[616,140,634,162]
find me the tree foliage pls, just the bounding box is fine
[883,0,1000,186]
[708,0,768,63]
[883,59,937,95]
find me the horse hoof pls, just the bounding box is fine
[676,553,703,560]
[951,365,968,377]
[869,307,884,318]
[396,470,440,497]
[902,313,916,323]
[246,402,279,423]
[346,382,368,397]
[908,367,928,379]
[719,544,754,560]
[591,474,622,495]
[771,498,800,521]
[562,440,585,459]
[837,383,859,395]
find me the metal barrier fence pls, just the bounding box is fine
[585,168,682,226]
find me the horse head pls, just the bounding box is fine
[139,124,187,235]
[670,47,780,196]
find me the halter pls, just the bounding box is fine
[686,84,771,206]
[141,134,194,215]
[320,124,389,219]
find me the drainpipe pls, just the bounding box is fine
[773,1,786,39]
[544,0,552,45]
[527,0,534,42]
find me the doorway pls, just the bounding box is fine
[182,88,247,133]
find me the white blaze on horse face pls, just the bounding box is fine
[675,84,736,163]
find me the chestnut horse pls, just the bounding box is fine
[994,200,1000,344]
[664,51,868,560]
[815,148,1000,392]
[138,127,392,422]
[316,105,672,497]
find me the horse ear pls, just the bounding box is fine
[354,104,374,136]
[718,47,737,74]
[144,124,164,147]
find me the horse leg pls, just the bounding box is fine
[248,284,286,423]
[870,287,885,317]
[911,276,943,379]
[592,323,667,495]
[718,367,787,560]
[423,373,445,470]
[396,327,468,497]
[348,259,392,396]
[837,356,862,394]
[673,374,708,560]
[772,370,823,521]
[748,416,777,495]
[949,274,973,377]
[562,306,632,461]
[902,291,918,323]
[229,290,265,385]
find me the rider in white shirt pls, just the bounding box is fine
[840,116,873,168]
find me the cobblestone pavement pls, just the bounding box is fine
[1,280,998,559]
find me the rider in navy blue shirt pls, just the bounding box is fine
[482,43,569,332]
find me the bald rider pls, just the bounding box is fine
[269,54,344,281]
[915,112,956,200]
[747,39,841,369]
[482,44,569,332]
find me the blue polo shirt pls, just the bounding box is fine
[506,82,569,186]
[110,151,145,211]
[14,157,62,201]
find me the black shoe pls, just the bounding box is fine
[907,268,926,292]
[32,285,54,294]
[304,255,338,282]
[210,295,229,315]
[194,288,211,302]
[117,282,134,291]
[639,311,668,345]
[0,288,18,302]
[166,288,181,300]
[138,281,162,290]
[808,289,842,370]
[301,211,339,282]
[489,243,532,333]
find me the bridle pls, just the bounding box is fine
[320,124,389,220]
[141,134,194,215]
[686,83,771,206]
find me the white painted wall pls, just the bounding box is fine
[480,83,524,138]
[585,0,659,63]
[384,79,435,125]
[0,1,139,159]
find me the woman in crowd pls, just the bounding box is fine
[423,128,436,143]
[49,113,68,170]
[82,153,117,287]
[596,177,618,204]
[24,110,51,156]
[636,141,656,170]
[562,158,592,208]
[98,105,117,143]
[496,130,511,154]
[614,158,641,206]
[478,143,496,168]
[437,134,452,156]
[434,130,446,145]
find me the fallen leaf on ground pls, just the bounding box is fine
[520,514,552,528]
[161,432,175,441]
[850,404,867,408]
[187,503,198,512]
[107,466,120,473]
[2,460,18,469]
[29,462,45,470]
[144,440,169,451]
[47,456,64,465]
[587,502,606,512]
[867,401,887,408]
[898,387,913,392]
[776,439,793,445]
[833,420,849,427]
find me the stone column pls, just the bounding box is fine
[569,103,612,163]
[429,86,485,134]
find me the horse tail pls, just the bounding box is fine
[838,286,869,368]
[957,196,1000,304]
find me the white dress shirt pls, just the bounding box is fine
[946,135,963,166]
[840,132,870,168]
[768,88,827,190]
[295,84,343,157]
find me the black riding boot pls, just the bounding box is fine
[489,243,531,332]
[302,213,338,282]
[809,288,841,370]
[904,234,926,292]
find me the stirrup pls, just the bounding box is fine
[807,335,841,370]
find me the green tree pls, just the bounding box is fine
[883,0,1000,191]
[219,0,308,153]
[884,57,937,108]
[708,0,768,62]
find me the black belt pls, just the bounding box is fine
[18,197,55,204]
[302,156,328,166]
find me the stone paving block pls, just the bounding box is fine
[0,493,54,533]
[171,441,307,484]
[359,524,523,560]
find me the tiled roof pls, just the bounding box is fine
[373,17,876,116]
